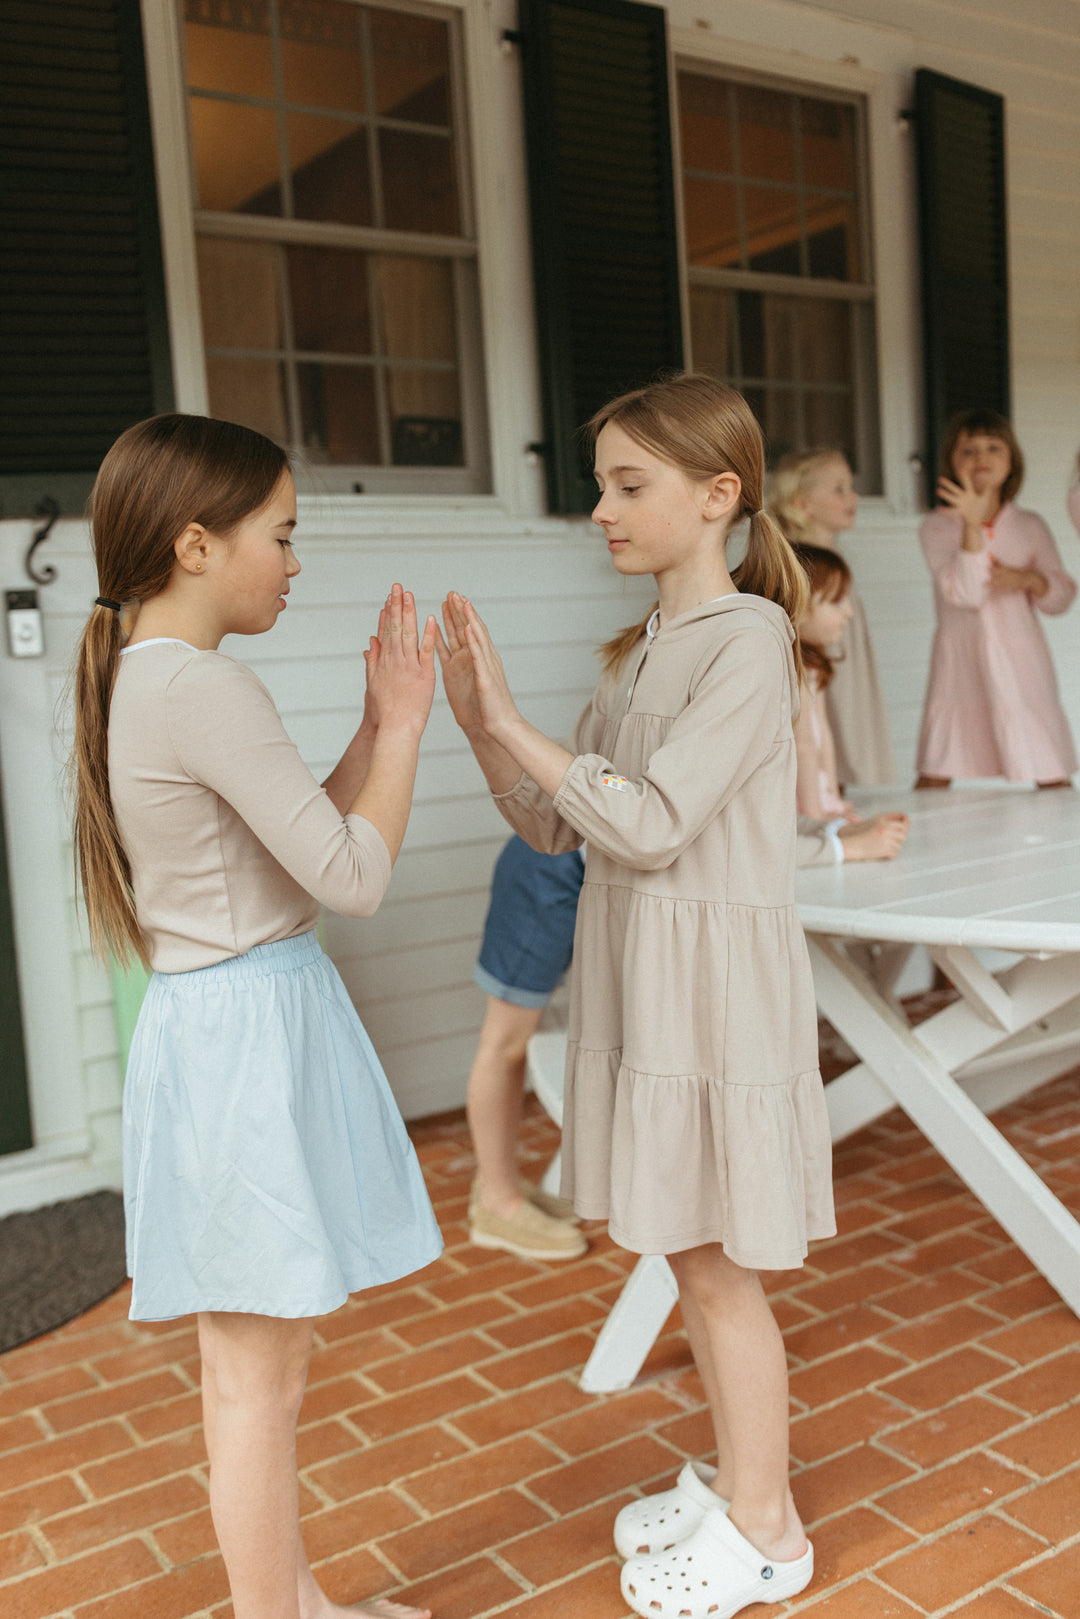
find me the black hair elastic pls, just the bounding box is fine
[95,597,122,611]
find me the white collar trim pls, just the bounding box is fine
[119,638,198,655]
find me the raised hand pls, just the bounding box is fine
[365,583,436,739]
[462,598,523,742]
[360,601,387,731]
[435,592,485,736]
[936,471,996,532]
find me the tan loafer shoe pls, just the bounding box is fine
[469,1197,587,1260]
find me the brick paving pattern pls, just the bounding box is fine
[2,1031,1080,1617]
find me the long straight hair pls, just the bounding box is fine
[72,414,289,965]
[589,375,808,675]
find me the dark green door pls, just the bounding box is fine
[0,773,32,1157]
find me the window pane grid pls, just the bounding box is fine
[679,65,880,487]
[184,0,480,478]
[680,71,863,282]
[184,0,463,232]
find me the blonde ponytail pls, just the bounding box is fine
[71,414,289,965]
[733,512,807,678]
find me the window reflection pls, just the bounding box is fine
[288,116,373,225]
[281,0,366,112]
[679,68,878,486]
[679,71,862,284]
[736,84,796,183]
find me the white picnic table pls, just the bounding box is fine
[529,786,1080,1392]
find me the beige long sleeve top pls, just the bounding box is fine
[797,814,843,866]
[492,594,835,1268]
[108,641,391,972]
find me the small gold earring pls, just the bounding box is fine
[195,564,203,572]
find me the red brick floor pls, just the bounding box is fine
[3,1051,1080,1618]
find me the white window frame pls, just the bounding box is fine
[675,62,881,489]
[139,0,551,514]
[667,20,923,519]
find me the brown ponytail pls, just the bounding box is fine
[591,374,807,675]
[72,414,289,965]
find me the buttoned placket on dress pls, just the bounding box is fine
[624,609,662,714]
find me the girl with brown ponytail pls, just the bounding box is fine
[437,374,833,1619]
[72,414,440,1619]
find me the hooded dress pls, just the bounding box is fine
[493,594,836,1269]
[916,503,1077,782]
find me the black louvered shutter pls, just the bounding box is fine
[517,0,683,515]
[913,69,1009,498]
[0,0,173,518]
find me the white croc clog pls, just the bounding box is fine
[620,1505,813,1619]
[613,1461,728,1560]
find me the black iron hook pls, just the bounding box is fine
[25,496,60,587]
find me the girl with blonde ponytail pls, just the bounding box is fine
[72,413,441,1619]
[768,447,895,787]
[437,374,833,1619]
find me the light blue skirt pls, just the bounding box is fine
[122,931,443,1321]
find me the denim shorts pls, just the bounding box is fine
[474,836,585,1008]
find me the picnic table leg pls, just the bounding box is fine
[823,950,1080,1142]
[579,1254,679,1392]
[809,935,1080,1317]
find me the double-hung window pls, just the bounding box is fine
[678,68,882,491]
[183,0,488,492]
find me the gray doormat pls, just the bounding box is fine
[0,1189,127,1354]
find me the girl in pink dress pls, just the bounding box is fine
[916,411,1077,787]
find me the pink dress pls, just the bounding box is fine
[916,502,1077,782]
[794,668,847,816]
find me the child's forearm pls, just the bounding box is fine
[347,722,422,864]
[323,715,378,813]
[461,726,526,796]
[488,716,576,801]
[960,520,984,553]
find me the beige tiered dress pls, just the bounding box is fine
[494,595,836,1269]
